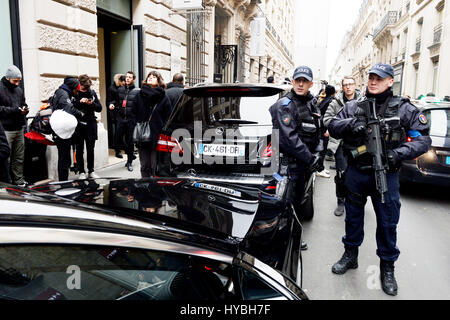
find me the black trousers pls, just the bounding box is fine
[116,119,135,164]
[334,145,348,205]
[54,137,72,181]
[75,134,96,174]
[138,148,156,178]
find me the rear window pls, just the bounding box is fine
[425,109,450,138]
[169,94,281,127]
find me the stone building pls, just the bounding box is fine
[3,0,294,181]
[330,0,449,99]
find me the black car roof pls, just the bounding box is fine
[0,178,269,253]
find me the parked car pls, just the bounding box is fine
[155,83,316,220]
[400,102,450,186]
[0,178,308,300]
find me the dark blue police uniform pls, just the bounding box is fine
[269,89,322,215]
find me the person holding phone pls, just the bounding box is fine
[0,65,28,186]
[73,74,103,179]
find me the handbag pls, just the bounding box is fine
[133,104,157,146]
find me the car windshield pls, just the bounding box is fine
[426,108,450,138]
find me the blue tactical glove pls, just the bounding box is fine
[350,118,367,136]
[309,154,324,173]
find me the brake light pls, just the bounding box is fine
[406,136,412,142]
[156,134,183,154]
[265,185,276,190]
[262,142,272,157]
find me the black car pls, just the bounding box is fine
[400,102,450,186]
[155,83,316,220]
[0,178,307,300]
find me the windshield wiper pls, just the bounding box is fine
[216,119,257,125]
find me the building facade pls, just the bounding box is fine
[4,0,294,181]
[330,0,449,100]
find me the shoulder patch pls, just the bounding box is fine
[282,98,291,106]
[281,113,292,126]
[418,113,428,124]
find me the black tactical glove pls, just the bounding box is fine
[387,150,401,172]
[351,118,367,136]
[309,154,324,173]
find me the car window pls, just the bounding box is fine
[425,109,450,138]
[0,245,233,300]
[169,94,280,127]
[238,268,285,300]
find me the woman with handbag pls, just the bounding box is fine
[134,71,173,177]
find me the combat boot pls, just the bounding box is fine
[331,247,358,274]
[380,260,398,296]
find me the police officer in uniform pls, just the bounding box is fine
[269,66,324,250]
[328,63,431,296]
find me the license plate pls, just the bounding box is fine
[446,156,450,165]
[192,182,242,197]
[199,144,245,157]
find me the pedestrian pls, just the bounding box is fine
[107,74,125,158]
[165,73,184,108]
[267,75,274,83]
[328,63,431,296]
[0,65,28,186]
[316,84,336,178]
[73,74,103,179]
[50,76,84,181]
[0,122,11,184]
[135,70,172,177]
[269,65,324,251]
[324,76,360,216]
[113,71,140,172]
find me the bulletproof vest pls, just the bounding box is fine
[346,96,407,169]
[287,92,321,151]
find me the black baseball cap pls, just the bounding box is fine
[292,66,313,81]
[369,63,394,78]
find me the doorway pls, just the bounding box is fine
[97,9,143,150]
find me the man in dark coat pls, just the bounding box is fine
[107,74,125,158]
[165,73,184,108]
[51,76,84,181]
[0,122,11,184]
[0,65,28,186]
[73,74,103,179]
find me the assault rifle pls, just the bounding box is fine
[351,98,388,203]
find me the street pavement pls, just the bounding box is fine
[301,160,450,300]
[95,156,450,300]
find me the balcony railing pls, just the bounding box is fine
[265,17,292,60]
[433,24,443,44]
[373,11,398,38]
[415,37,421,52]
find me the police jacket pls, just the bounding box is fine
[135,85,173,150]
[74,89,102,141]
[328,89,431,169]
[269,90,321,165]
[117,84,140,122]
[51,84,84,119]
[0,76,27,131]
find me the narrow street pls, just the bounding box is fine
[301,160,450,300]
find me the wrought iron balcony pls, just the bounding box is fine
[373,11,398,39]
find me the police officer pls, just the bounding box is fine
[328,63,431,296]
[269,66,324,250]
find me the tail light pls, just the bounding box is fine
[406,136,412,142]
[156,134,183,154]
[262,142,272,157]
